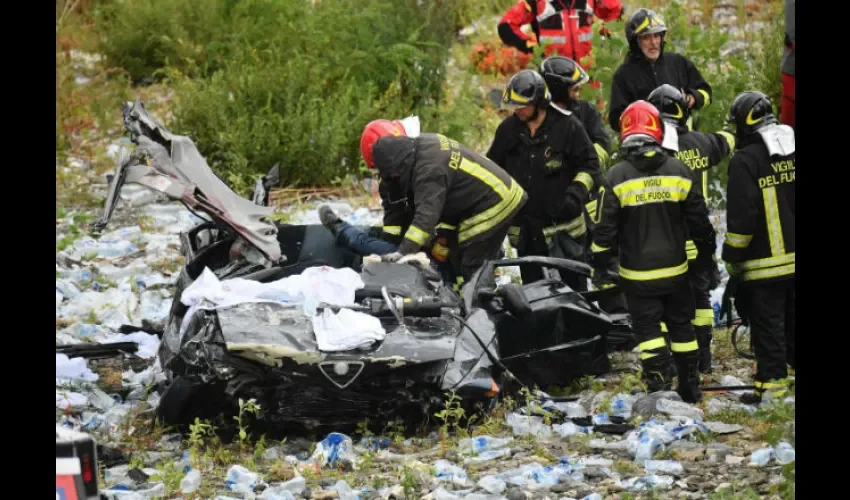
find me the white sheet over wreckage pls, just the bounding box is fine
[179,266,387,352]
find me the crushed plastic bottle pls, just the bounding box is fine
[458,435,513,454]
[180,469,201,493]
[311,432,357,468]
[643,460,683,475]
[478,475,506,494]
[434,459,470,487]
[505,412,552,437]
[610,393,637,419]
[553,421,592,437]
[774,441,795,464]
[328,480,358,500]
[749,447,774,466]
[225,465,259,493]
[633,435,664,464]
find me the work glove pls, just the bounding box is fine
[559,190,584,221]
[382,251,404,263]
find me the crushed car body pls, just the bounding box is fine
[94,99,621,431]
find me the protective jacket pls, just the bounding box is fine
[609,52,712,132]
[373,133,527,255]
[567,99,611,164]
[498,0,623,67]
[721,128,795,283]
[662,125,735,260]
[486,104,601,244]
[591,148,716,295]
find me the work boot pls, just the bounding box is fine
[674,352,703,404]
[318,205,343,237]
[696,328,713,374]
[641,354,673,393]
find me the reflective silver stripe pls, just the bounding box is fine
[540,35,568,45]
[578,32,593,42]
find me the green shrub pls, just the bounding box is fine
[161,0,460,186]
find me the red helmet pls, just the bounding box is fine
[360,119,407,169]
[619,100,664,145]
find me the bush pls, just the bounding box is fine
[158,0,461,186]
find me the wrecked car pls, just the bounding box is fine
[94,99,620,431]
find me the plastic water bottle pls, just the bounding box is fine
[180,469,201,493]
[775,442,795,464]
[749,447,774,466]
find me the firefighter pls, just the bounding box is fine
[486,69,602,290]
[647,83,736,374]
[781,0,795,129]
[608,8,713,133]
[537,55,626,313]
[360,124,527,284]
[497,0,623,75]
[721,91,795,404]
[590,100,716,402]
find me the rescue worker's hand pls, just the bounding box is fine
[382,251,404,263]
[681,89,696,108]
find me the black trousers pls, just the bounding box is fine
[688,264,715,349]
[626,278,698,359]
[516,226,588,292]
[458,222,512,283]
[736,277,796,383]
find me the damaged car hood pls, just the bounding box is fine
[95,99,282,263]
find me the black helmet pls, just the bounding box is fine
[647,84,689,127]
[502,69,551,110]
[539,56,589,104]
[625,8,667,49]
[726,91,777,137]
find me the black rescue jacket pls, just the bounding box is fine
[721,129,795,283]
[591,146,716,295]
[609,51,713,133]
[663,125,735,260]
[372,133,527,255]
[486,105,601,243]
[566,99,612,164]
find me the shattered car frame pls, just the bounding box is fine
[95,100,617,431]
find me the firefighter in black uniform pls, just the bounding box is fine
[368,131,528,283]
[486,69,602,290]
[721,91,795,403]
[537,55,626,314]
[591,100,716,403]
[608,8,713,133]
[647,84,736,374]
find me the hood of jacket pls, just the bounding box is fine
[372,135,416,192]
[622,139,668,172]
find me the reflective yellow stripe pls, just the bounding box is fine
[639,337,667,353]
[508,226,521,236]
[732,252,795,281]
[619,261,688,281]
[686,239,698,260]
[542,214,586,239]
[671,340,699,353]
[725,232,753,249]
[612,176,691,207]
[594,143,609,165]
[590,242,609,253]
[698,89,710,107]
[591,187,605,225]
[574,172,594,192]
[383,226,402,236]
[404,225,429,246]
[660,322,668,333]
[763,186,786,256]
[701,171,708,200]
[693,308,714,327]
[460,157,509,197]
[458,181,525,244]
[585,199,598,218]
[718,130,736,151]
[640,352,658,360]
[436,222,456,231]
